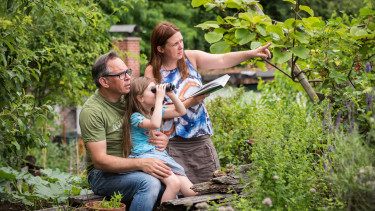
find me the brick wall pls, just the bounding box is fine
[112,37,141,77]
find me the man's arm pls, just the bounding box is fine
[86,140,171,179]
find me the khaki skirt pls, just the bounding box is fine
[166,135,221,184]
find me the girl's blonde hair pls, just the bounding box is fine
[122,77,155,157]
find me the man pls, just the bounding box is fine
[79,51,171,211]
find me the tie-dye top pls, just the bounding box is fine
[160,58,213,139]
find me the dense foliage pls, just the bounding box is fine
[201,0,375,209]
[193,0,374,136]
[0,0,110,167]
[1,0,374,209]
[207,72,374,210]
[0,166,91,209]
[1,0,110,207]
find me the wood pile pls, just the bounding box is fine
[67,164,253,210]
[157,164,253,211]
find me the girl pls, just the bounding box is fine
[122,77,197,203]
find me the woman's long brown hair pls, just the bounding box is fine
[122,77,155,157]
[148,22,188,83]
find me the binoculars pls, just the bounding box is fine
[151,83,175,93]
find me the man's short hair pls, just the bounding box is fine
[92,51,121,88]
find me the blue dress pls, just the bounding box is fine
[160,58,213,139]
[129,108,186,176]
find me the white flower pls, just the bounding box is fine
[184,199,193,208]
[262,197,273,207]
[195,202,209,210]
[359,167,365,174]
[273,175,279,180]
[310,188,316,193]
[218,206,235,211]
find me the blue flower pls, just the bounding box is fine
[366,62,371,73]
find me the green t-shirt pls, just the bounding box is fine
[79,89,126,175]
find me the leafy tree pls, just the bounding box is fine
[0,0,111,167]
[98,0,219,74]
[260,0,366,21]
[192,0,375,135]
[303,0,366,20]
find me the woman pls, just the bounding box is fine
[145,22,271,184]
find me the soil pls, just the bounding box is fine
[0,200,55,211]
[0,201,31,211]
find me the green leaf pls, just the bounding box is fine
[239,12,253,23]
[235,29,255,45]
[350,26,368,37]
[294,31,309,44]
[1,54,7,67]
[329,71,346,84]
[71,186,81,195]
[283,19,296,30]
[368,22,375,31]
[227,0,241,9]
[34,182,67,200]
[12,141,20,151]
[0,167,17,179]
[302,17,321,26]
[283,0,295,4]
[210,41,231,54]
[217,16,224,24]
[273,47,292,64]
[17,119,25,131]
[299,5,314,16]
[195,21,220,30]
[191,0,207,7]
[359,8,373,16]
[290,46,310,59]
[205,32,223,44]
[266,25,284,37]
[205,3,216,11]
[255,61,267,71]
[3,39,15,52]
[256,24,267,36]
[17,74,24,83]
[250,41,262,50]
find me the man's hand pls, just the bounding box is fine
[139,158,172,179]
[148,131,169,151]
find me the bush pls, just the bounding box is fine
[207,73,339,209]
[326,130,375,210]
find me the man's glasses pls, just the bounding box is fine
[102,69,132,80]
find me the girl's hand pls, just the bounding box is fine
[165,88,176,98]
[155,84,166,101]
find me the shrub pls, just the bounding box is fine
[207,73,339,209]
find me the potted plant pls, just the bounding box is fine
[85,192,126,211]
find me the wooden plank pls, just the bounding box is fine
[68,194,106,206]
[191,181,244,194]
[158,193,233,211]
[36,206,75,211]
